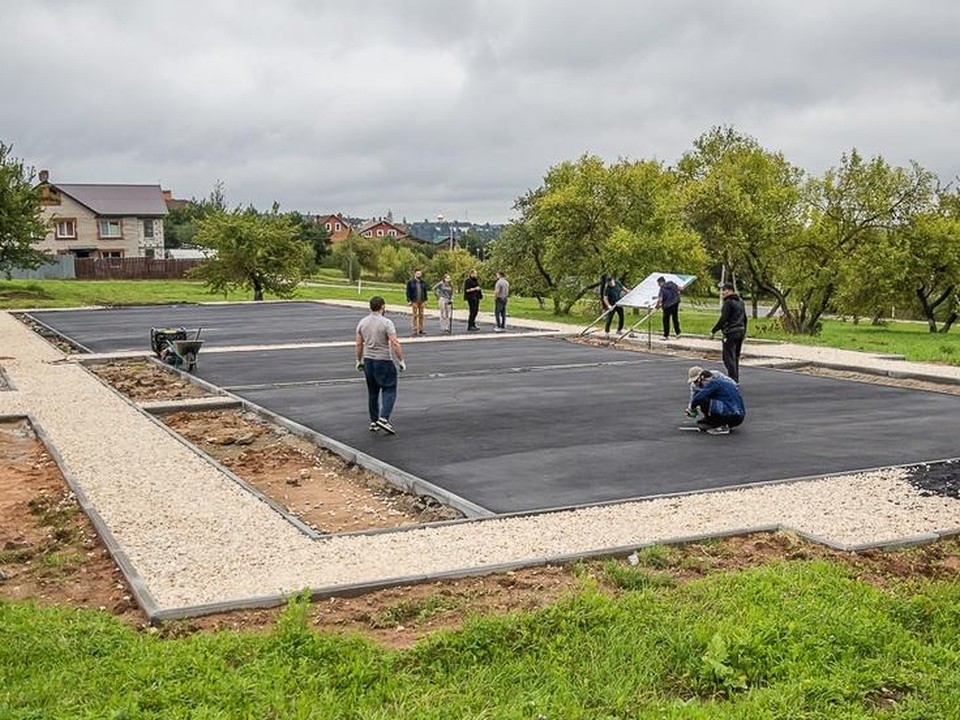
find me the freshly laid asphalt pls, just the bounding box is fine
[30,302,960,515]
[29,301,511,353]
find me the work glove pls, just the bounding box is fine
[398,360,406,372]
[356,360,364,372]
[685,407,698,418]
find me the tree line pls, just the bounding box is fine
[3,130,958,333]
[487,127,960,334]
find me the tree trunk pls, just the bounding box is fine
[915,284,954,333]
[940,311,958,333]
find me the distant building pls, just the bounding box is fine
[357,218,408,240]
[314,213,354,242]
[35,170,168,259]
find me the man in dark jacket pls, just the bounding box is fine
[686,367,745,435]
[711,282,747,382]
[405,269,429,335]
[655,276,682,339]
[463,268,482,331]
[602,275,625,335]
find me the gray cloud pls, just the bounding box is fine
[3,0,959,223]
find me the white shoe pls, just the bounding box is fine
[706,425,730,435]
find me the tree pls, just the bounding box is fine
[494,154,705,314]
[0,142,50,278]
[678,127,807,318]
[287,211,330,267]
[163,181,231,249]
[190,209,313,300]
[904,189,960,332]
[774,151,935,334]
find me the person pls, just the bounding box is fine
[463,268,482,331]
[602,275,625,335]
[711,282,748,383]
[655,276,682,339]
[493,270,510,332]
[685,366,745,435]
[405,269,429,336]
[355,296,406,434]
[432,273,454,334]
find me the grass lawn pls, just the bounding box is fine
[3,559,960,718]
[4,277,956,365]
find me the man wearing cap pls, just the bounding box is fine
[685,367,745,435]
[711,282,747,382]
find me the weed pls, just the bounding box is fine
[602,560,675,591]
[369,595,458,629]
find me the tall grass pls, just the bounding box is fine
[2,561,959,717]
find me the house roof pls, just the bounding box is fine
[54,183,169,217]
[357,219,406,234]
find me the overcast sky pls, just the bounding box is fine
[3,1,959,224]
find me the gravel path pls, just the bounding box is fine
[3,308,960,619]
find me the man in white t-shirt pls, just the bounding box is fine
[355,296,406,434]
[493,271,510,332]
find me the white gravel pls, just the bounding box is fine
[2,309,960,616]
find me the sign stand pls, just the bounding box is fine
[583,272,697,345]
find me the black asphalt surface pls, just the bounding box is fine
[36,302,960,514]
[27,301,508,353]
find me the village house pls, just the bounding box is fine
[35,170,168,258]
[314,213,354,242]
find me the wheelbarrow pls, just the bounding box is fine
[150,326,203,372]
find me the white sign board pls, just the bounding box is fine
[618,272,697,309]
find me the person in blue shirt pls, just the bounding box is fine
[685,366,745,435]
[655,276,682,339]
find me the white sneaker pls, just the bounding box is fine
[706,425,730,435]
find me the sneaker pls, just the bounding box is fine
[467,326,479,332]
[494,327,504,333]
[369,422,380,432]
[376,418,396,434]
[706,425,730,435]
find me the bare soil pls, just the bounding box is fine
[2,354,959,649]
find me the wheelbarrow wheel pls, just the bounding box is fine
[184,352,197,372]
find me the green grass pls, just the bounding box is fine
[2,277,957,365]
[3,561,960,718]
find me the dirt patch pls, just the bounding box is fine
[15,312,83,354]
[0,418,140,621]
[161,409,462,533]
[796,364,960,396]
[89,360,210,402]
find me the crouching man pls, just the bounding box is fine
[685,366,745,435]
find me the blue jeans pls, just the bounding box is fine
[495,298,507,328]
[363,358,397,421]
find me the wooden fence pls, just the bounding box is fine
[73,258,203,280]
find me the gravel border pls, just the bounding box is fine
[4,307,960,622]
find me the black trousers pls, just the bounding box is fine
[662,304,680,337]
[467,297,480,328]
[722,332,744,383]
[604,306,624,332]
